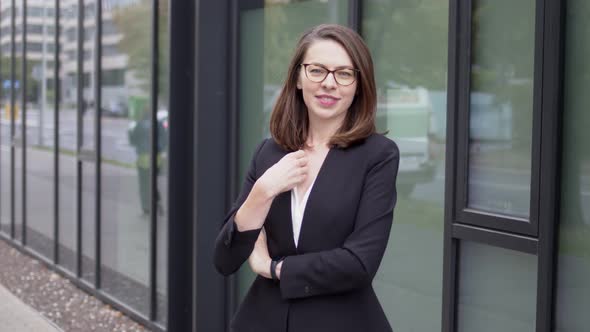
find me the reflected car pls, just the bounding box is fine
[102,100,129,117]
[376,85,436,197]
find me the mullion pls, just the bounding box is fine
[535,0,564,330]
[228,0,241,319]
[94,0,102,290]
[347,0,360,32]
[0,0,2,236]
[443,1,469,330]
[53,0,60,265]
[9,0,15,239]
[75,0,84,279]
[20,0,26,246]
[149,0,159,321]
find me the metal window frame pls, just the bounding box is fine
[442,1,564,332]
[535,0,564,330]
[9,0,16,240]
[167,0,196,331]
[149,0,160,322]
[53,0,61,266]
[94,0,102,291]
[20,0,27,246]
[0,0,3,236]
[453,0,543,237]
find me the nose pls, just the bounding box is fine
[321,72,338,89]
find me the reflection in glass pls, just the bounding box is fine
[457,241,536,332]
[238,0,348,300]
[14,146,22,240]
[81,162,96,283]
[156,0,169,324]
[26,0,56,258]
[0,0,12,233]
[363,0,448,330]
[467,0,535,218]
[58,0,79,272]
[13,0,23,242]
[81,2,95,150]
[100,0,154,316]
[554,1,590,330]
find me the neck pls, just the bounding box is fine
[306,117,343,149]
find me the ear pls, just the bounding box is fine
[296,77,302,90]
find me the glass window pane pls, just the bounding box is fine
[26,1,55,258]
[58,0,79,273]
[81,2,94,151]
[238,0,348,300]
[457,241,537,332]
[14,0,23,242]
[100,0,153,316]
[156,0,169,324]
[363,1,448,330]
[467,0,535,219]
[81,162,96,283]
[0,0,12,234]
[14,146,22,240]
[554,0,590,330]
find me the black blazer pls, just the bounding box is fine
[214,133,400,332]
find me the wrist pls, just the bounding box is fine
[276,261,283,280]
[253,181,275,201]
[260,257,272,278]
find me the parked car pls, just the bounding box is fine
[102,100,129,117]
[376,85,436,197]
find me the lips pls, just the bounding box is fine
[316,95,340,107]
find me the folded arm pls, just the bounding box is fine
[279,144,399,299]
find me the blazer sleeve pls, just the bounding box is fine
[213,139,266,276]
[279,141,399,299]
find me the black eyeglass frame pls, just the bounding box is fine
[300,63,360,86]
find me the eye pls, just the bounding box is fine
[337,70,354,78]
[309,67,326,75]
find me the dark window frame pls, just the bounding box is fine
[453,0,543,237]
[442,1,564,332]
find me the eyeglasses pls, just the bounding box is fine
[301,63,359,86]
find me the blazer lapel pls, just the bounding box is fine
[270,190,298,255]
[296,147,335,251]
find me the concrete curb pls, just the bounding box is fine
[0,284,63,332]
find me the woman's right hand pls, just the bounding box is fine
[256,150,308,198]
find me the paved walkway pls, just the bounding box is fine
[0,284,62,332]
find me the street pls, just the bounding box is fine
[1,108,137,164]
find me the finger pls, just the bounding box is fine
[297,166,308,175]
[296,174,307,184]
[297,157,308,167]
[292,150,306,159]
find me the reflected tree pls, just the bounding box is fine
[110,1,169,103]
[562,0,590,228]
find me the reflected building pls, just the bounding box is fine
[0,0,136,109]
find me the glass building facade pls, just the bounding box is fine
[0,1,587,332]
[0,0,168,330]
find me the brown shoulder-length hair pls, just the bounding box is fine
[269,24,377,151]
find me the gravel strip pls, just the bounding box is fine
[0,239,150,332]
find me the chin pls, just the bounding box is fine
[309,107,346,122]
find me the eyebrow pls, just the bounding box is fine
[308,62,355,70]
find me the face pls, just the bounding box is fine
[297,39,358,127]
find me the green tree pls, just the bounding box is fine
[110,0,169,104]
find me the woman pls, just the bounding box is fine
[214,24,399,332]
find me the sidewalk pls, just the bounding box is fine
[0,283,62,332]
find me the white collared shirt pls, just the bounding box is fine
[290,178,317,248]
